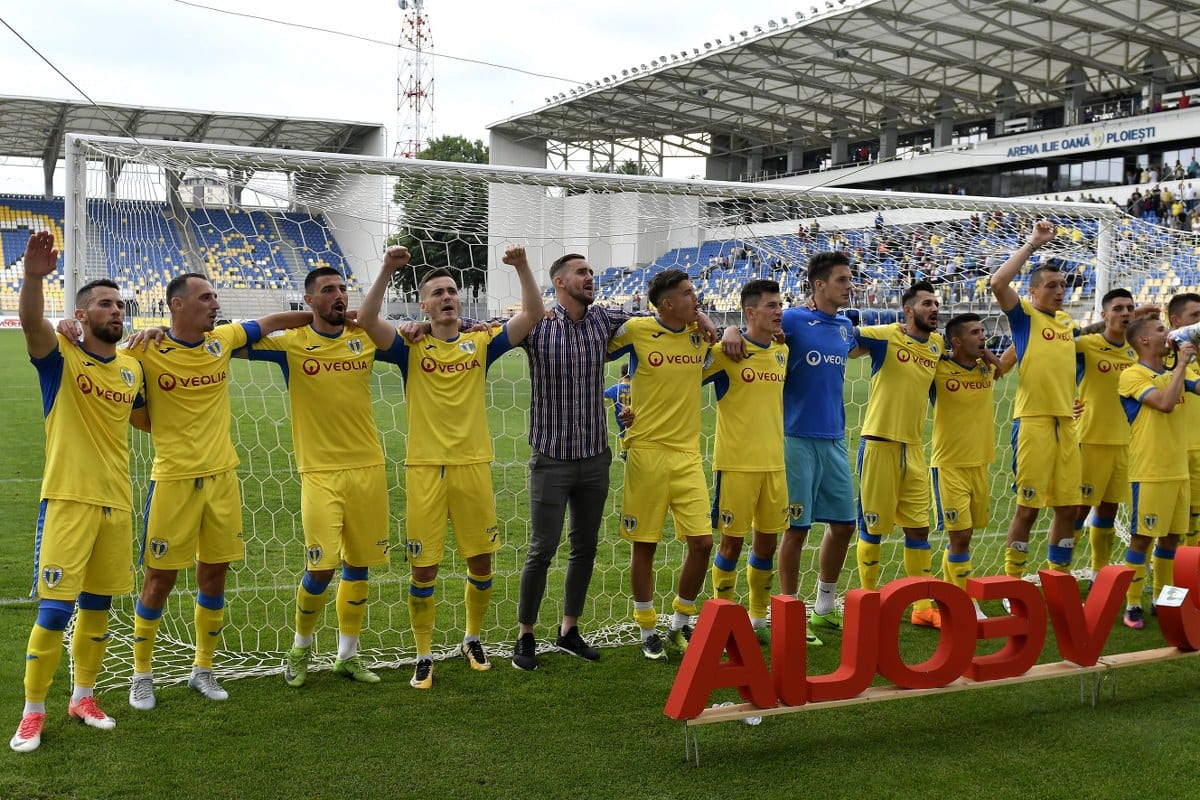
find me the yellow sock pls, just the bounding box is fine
[671,595,698,617]
[632,603,657,631]
[408,578,437,654]
[295,581,330,640]
[23,625,64,704]
[1005,544,1029,579]
[904,540,933,612]
[336,579,369,638]
[1152,549,1176,598]
[70,608,110,690]
[132,605,162,674]
[1089,525,1115,572]
[746,557,773,620]
[464,572,493,637]
[193,595,226,670]
[942,550,973,592]
[1125,556,1147,606]
[711,562,738,601]
[856,535,882,591]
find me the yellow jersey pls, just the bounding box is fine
[701,336,787,471]
[1006,298,1079,418]
[1120,363,1191,482]
[1074,333,1136,445]
[930,358,996,468]
[855,324,944,444]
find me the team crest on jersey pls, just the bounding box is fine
[1144,514,1158,530]
[929,343,939,356]
[945,508,959,525]
[690,332,703,349]
[205,339,223,357]
[1081,484,1094,499]
[347,338,363,355]
[41,565,63,589]
[839,325,849,341]
[864,512,879,527]
[776,352,786,367]
[622,515,638,532]
[1126,349,1135,359]
[459,340,476,354]
[789,503,805,520]
[121,368,135,387]
[405,540,422,559]
[720,510,734,529]
[1020,487,1036,501]
[307,546,323,565]
[149,538,169,559]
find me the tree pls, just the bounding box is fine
[391,135,490,300]
[594,159,657,176]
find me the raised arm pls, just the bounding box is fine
[989,219,1055,313]
[497,244,544,346]
[1140,342,1193,412]
[358,246,410,349]
[19,232,61,359]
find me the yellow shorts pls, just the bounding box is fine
[1130,480,1190,538]
[34,500,134,601]
[931,465,990,533]
[1012,416,1081,509]
[301,465,391,570]
[404,463,499,567]
[1079,443,1130,506]
[712,470,788,537]
[143,470,245,570]
[620,448,709,543]
[857,439,930,535]
[1189,450,1200,511]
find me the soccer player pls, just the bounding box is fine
[10,232,148,753]
[608,269,712,660]
[930,313,1007,616]
[989,220,1083,579]
[357,244,543,689]
[603,365,633,459]
[242,267,403,687]
[126,273,309,710]
[1073,288,1137,580]
[854,280,949,627]
[1167,292,1200,548]
[703,279,787,640]
[1118,318,1197,628]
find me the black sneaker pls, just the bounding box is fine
[555,626,600,661]
[641,632,667,661]
[512,632,538,671]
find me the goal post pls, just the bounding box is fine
[62,133,1181,688]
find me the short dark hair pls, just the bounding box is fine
[166,272,209,304]
[1126,316,1157,347]
[550,253,586,280]
[808,251,850,285]
[76,278,120,309]
[1168,292,1200,321]
[304,267,343,293]
[740,279,780,309]
[901,280,936,309]
[1029,264,1062,288]
[647,268,689,307]
[1100,287,1133,310]
[945,312,982,344]
[418,268,456,296]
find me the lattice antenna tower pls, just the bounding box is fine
[395,0,434,159]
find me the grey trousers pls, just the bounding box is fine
[516,448,612,627]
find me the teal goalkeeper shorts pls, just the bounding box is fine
[784,436,856,529]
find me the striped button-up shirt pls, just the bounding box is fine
[520,303,631,460]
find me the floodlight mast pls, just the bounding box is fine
[395,0,434,159]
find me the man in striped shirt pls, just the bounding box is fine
[511,253,713,670]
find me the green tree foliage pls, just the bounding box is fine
[390,135,489,300]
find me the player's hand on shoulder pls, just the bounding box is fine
[502,244,528,268]
[468,321,502,335]
[696,314,718,344]
[1131,304,1161,321]
[55,316,83,344]
[720,326,748,361]
[398,320,426,343]
[127,326,167,351]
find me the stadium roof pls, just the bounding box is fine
[488,0,1200,155]
[0,94,385,162]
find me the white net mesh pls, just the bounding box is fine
[62,134,1197,688]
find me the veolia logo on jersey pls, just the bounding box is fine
[895,348,937,368]
[741,367,784,383]
[1041,328,1072,342]
[302,358,368,376]
[806,350,844,367]
[944,377,991,392]
[420,356,480,374]
[647,350,704,367]
[76,373,136,403]
[156,371,227,391]
[1096,359,1132,373]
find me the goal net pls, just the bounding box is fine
[62,133,1187,688]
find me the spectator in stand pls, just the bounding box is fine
[1174,161,1186,180]
[1185,182,1197,212]
[1189,156,1200,179]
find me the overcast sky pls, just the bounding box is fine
[0,0,796,183]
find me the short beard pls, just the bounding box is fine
[566,286,593,307]
[319,309,345,327]
[912,315,937,334]
[90,320,123,344]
